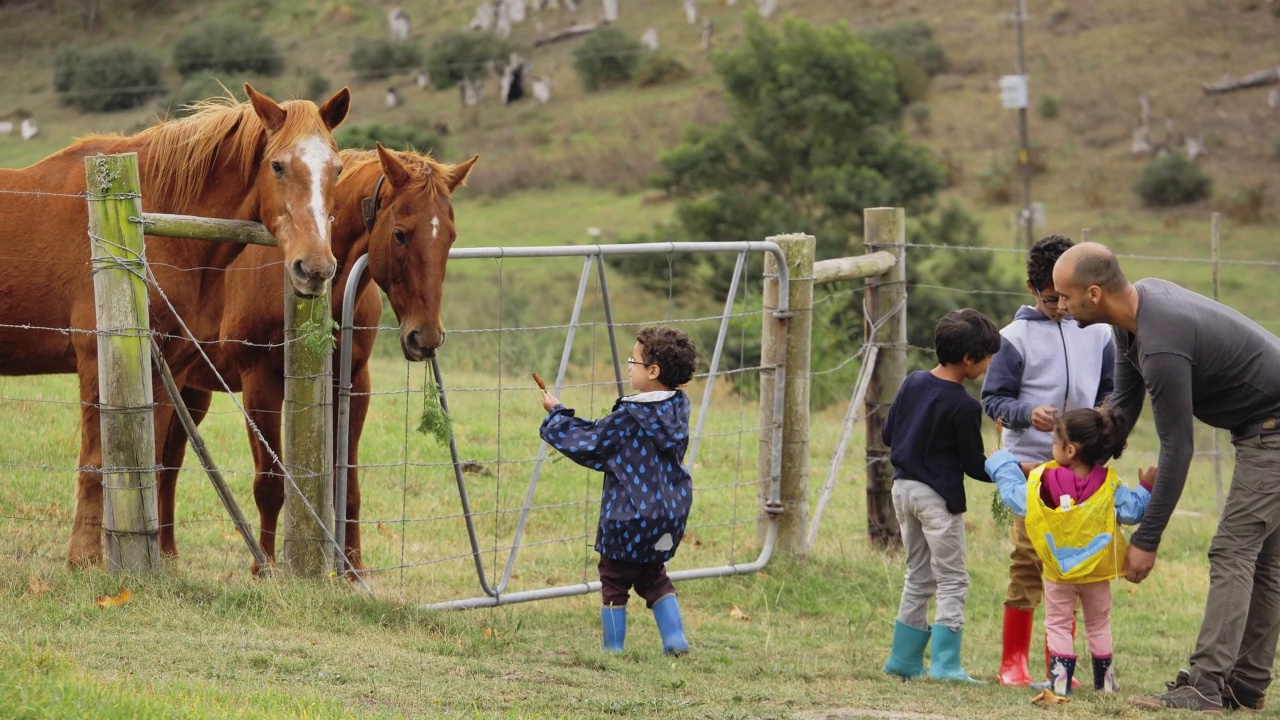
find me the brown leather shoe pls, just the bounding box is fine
[1223,676,1265,711]
[1131,685,1223,714]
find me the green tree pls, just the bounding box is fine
[654,16,944,262]
[637,15,1018,402]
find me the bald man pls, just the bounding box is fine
[1053,242,1280,713]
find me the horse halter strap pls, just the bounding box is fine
[360,174,388,232]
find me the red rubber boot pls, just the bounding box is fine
[998,606,1034,686]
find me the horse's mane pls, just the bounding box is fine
[339,148,456,199]
[77,95,333,210]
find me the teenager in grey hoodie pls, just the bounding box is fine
[980,235,1115,687]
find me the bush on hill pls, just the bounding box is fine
[53,46,164,112]
[173,19,284,78]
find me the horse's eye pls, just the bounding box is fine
[271,160,284,176]
[335,164,343,178]
[393,228,407,245]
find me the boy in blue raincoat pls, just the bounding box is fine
[539,326,698,655]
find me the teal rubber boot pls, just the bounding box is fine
[883,620,930,679]
[651,594,689,656]
[928,624,984,683]
[601,605,626,653]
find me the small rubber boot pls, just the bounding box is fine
[928,624,984,683]
[1092,655,1117,692]
[1039,618,1082,689]
[651,594,688,656]
[601,604,626,653]
[883,620,930,680]
[1049,654,1077,696]
[998,606,1035,686]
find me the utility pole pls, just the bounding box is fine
[1013,0,1034,249]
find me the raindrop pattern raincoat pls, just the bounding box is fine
[540,390,693,564]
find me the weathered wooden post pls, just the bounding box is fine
[864,207,907,548]
[759,233,813,556]
[85,152,160,572]
[281,278,335,576]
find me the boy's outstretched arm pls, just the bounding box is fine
[539,405,620,469]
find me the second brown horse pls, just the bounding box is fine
[157,144,477,573]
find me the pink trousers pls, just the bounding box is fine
[1044,579,1112,657]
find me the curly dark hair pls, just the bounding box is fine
[636,326,698,388]
[1027,235,1074,292]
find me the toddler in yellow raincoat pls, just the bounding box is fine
[986,405,1154,695]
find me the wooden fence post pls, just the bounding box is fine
[85,152,160,572]
[864,208,907,548]
[759,233,814,556]
[282,276,335,576]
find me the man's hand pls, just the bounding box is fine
[1124,545,1158,583]
[541,392,560,412]
[1030,405,1058,431]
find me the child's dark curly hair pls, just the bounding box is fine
[1027,235,1074,292]
[636,326,698,388]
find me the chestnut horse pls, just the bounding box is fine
[0,84,350,566]
[158,144,477,572]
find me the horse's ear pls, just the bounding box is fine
[319,87,351,131]
[244,83,286,133]
[446,154,479,192]
[375,142,413,188]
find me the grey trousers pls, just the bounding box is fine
[892,480,970,632]
[1188,434,1280,691]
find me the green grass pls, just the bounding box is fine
[0,331,1238,720]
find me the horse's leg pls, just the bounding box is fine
[243,371,285,575]
[338,359,372,576]
[68,354,105,568]
[155,386,213,558]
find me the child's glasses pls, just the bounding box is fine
[626,358,652,367]
[1036,291,1062,308]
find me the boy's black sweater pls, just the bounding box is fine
[881,370,992,514]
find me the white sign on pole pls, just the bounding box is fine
[999,74,1028,109]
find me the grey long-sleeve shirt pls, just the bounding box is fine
[1112,278,1280,551]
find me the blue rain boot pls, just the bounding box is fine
[928,624,985,683]
[884,620,931,679]
[601,605,626,653]
[651,594,689,656]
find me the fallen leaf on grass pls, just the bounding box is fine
[482,627,498,639]
[729,605,751,621]
[27,576,49,597]
[95,587,132,610]
[1030,689,1069,705]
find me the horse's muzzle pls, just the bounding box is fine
[402,327,445,362]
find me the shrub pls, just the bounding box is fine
[53,46,164,112]
[425,31,512,89]
[1038,93,1060,119]
[978,156,1014,204]
[863,19,949,76]
[350,38,423,81]
[573,27,643,91]
[174,18,284,77]
[906,101,931,133]
[1217,181,1268,224]
[1133,152,1212,207]
[334,123,444,153]
[634,52,690,88]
